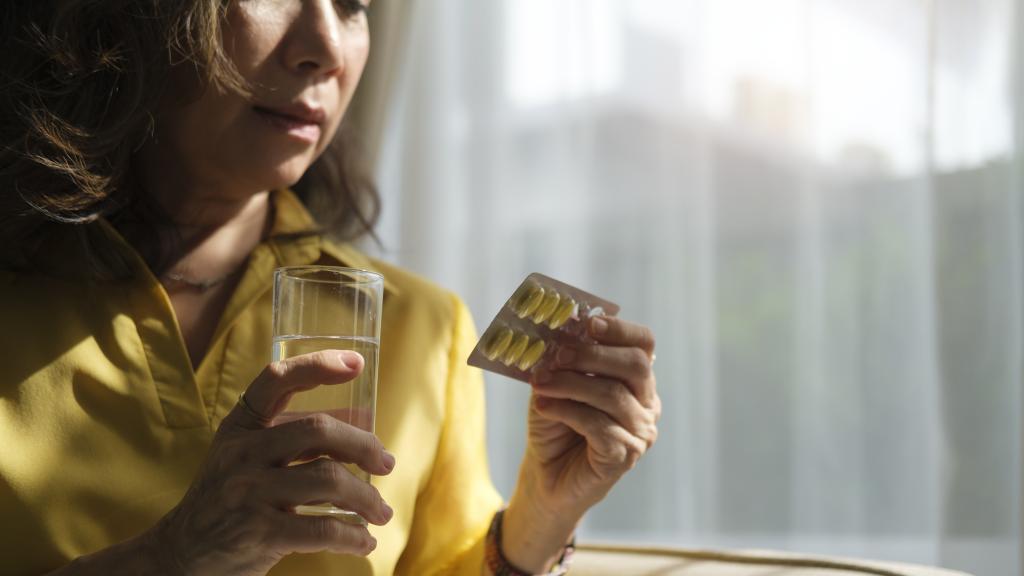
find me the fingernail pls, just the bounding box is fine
[533,368,552,385]
[366,536,378,553]
[382,503,394,522]
[335,350,354,368]
[382,450,396,471]
[591,317,609,336]
[556,347,576,366]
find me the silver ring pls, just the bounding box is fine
[237,392,273,426]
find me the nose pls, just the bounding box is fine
[284,0,348,79]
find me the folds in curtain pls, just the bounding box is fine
[348,0,413,174]
[369,1,1023,574]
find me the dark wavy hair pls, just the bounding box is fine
[0,1,379,280]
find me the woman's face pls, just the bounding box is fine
[153,0,371,201]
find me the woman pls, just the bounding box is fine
[0,1,660,574]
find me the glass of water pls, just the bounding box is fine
[272,266,383,525]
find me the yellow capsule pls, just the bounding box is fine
[483,326,514,361]
[547,297,577,330]
[517,339,547,371]
[511,282,545,318]
[531,290,561,324]
[502,332,531,366]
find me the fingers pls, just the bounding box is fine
[225,350,365,429]
[262,459,393,526]
[587,316,655,355]
[531,369,658,447]
[554,343,656,407]
[275,511,378,556]
[255,413,396,476]
[533,396,648,473]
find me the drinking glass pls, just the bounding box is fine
[272,266,383,525]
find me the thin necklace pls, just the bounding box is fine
[161,267,243,292]
[161,195,271,292]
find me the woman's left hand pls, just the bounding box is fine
[495,315,663,569]
[523,315,660,517]
[500,315,659,573]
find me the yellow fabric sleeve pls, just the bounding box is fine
[394,295,505,576]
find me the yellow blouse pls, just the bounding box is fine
[0,189,504,575]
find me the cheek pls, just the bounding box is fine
[345,36,371,97]
[320,38,371,144]
[179,97,245,151]
[224,2,291,74]
[156,95,265,188]
[310,58,368,160]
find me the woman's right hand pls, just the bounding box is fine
[149,350,395,575]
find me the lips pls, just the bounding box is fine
[254,104,326,124]
[253,103,325,143]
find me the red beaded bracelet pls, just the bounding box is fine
[485,509,575,576]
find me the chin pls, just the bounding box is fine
[271,169,307,189]
[251,157,315,190]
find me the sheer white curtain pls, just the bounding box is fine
[368,1,1023,573]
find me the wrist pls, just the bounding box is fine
[502,469,581,573]
[53,529,176,576]
[143,514,189,575]
[487,509,575,576]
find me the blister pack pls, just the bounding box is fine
[468,273,620,383]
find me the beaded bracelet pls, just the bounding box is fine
[485,509,575,576]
